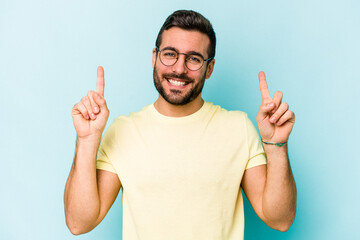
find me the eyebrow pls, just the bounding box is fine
[160,46,205,59]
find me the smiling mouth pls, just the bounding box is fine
[166,78,191,87]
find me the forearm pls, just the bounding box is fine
[262,145,296,231]
[64,136,102,234]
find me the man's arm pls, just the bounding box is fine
[241,71,296,231]
[241,148,296,231]
[64,139,121,235]
[64,66,121,235]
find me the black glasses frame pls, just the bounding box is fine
[156,48,214,71]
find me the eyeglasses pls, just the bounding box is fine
[156,48,213,71]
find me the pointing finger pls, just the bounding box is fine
[97,66,105,96]
[259,71,271,103]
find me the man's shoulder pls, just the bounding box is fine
[106,104,150,127]
[206,102,256,137]
[207,102,249,120]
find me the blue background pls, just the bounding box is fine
[1,0,359,239]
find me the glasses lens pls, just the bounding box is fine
[158,49,205,71]
[185,55,203,71]
[160,50,177,66]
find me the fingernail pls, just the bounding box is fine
[94,107,99,113]
[270,116,275,122]
[90,113,96,119]
[267,103,274,108]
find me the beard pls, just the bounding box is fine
[153,62,206,106]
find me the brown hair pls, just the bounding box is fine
[155,10,216,59]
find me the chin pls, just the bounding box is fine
[153,63,206,106]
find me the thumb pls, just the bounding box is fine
[93,92,108,110]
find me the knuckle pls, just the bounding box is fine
[78,108,86,115]
[75,102,82,109]
[79,105,87,113]
[275,91,283,97]
[81,96,88,103]
[87,90,95,99]
[259,105,266,113]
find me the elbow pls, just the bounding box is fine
[66,221,86,235]
[263,202,297,232]
[274,222,292,232]
[65,216,94,235]
[270,215,295,232]
[66,222,93,235]
[68,227,83,236]
[64,206,100,235]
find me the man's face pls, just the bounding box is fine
[152,27,215,106]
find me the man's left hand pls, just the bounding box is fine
[256,71,295,143]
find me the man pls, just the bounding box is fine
[64,10,296,239]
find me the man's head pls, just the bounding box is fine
[155,10,216,60]
[153,10,216,106]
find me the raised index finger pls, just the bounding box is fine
[97,66,105,96]
[258,71,271,102]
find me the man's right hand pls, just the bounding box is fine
[66,66,119,235]
[72,66,109,140]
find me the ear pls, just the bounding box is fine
[205,59,215,79]
[152,48,157,68]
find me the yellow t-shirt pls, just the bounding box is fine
[97,101,266,240]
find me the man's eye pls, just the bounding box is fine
[163,52,176,57]
[188,56,201,63]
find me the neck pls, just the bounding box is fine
[154,95,204,117]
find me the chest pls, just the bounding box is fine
[116,122,249,196]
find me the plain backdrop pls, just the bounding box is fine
[1,0,359,239]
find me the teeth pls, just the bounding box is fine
[168,79,186,86]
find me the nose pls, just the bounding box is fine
[171,54,188,74]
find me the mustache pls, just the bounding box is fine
[162,73,194,82]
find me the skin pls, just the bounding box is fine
[64,67,121,234]
[241,71,296,231]
[64,27,296,235]
[152,27,215,117]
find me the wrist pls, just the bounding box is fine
[76,134,102,148]
[262,140,287,147]
[73,137,100,169]
[262,141,288,155]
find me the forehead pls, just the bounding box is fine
[160,27,210,57]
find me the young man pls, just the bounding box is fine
[64,10,296,240]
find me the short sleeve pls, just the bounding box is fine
[244,115,267,169]
[96,121,118,174]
